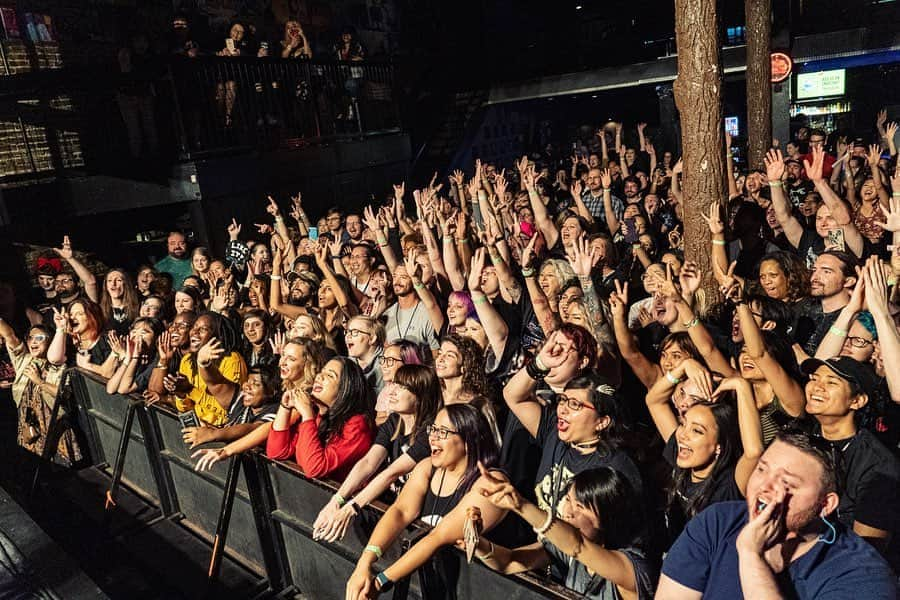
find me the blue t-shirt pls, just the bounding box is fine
[661,501,896,599]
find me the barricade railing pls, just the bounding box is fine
[67,368,577,599]
[170,56,402,157]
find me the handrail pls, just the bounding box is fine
[67,368,578,599]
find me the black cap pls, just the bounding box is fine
[801,356,879,396]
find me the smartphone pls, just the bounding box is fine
[826,228,845,251]
[178,411,201,429]
[624,217,640,244]
[308,226,319,242]
[226,38,235,53]
[260,41,268,52]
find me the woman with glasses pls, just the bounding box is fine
[374,340,427,424]
[0,318,81,464]
[472,467,656,600]
[312,364,442,542]
[147,311,196,400]
[344,315,386,395]
[346,404,507,600]
[504,351,643,518]
[644,359,763,544]
[815,272,879,366]
[267,356,374,479]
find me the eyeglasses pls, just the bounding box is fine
[426,424,459,440]
[845,336,873,349]
[28,334,48,342]
[346,328,372,339]
[555,394,594,412]
[379,356,402,368]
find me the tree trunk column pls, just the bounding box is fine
[673,0,726,293]
[745,0,772,170]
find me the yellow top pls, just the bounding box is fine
[176,351,247,426]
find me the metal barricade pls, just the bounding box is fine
[68,368,577,600]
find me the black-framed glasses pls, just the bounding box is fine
[845,336,873,349]
[346,328,372,339]
[426,424,459,440]
[379,356,402,368]
[555,394,594,412]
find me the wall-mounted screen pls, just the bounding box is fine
[797,69,846,99]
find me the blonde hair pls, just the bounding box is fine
[348,315,386,347]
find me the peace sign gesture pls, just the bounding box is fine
[609,280,628,317]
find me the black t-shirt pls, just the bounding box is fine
[662,433,743,543]
[817,427,900,534]
[796,228,825,269]
[373,413,430,464]
[793,298,842,356]
[107,307,132,337]
[533,404,642,515]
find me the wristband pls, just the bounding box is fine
[534,511,554,540]
[665,371,681,385]
[829,325,848,337]
[490,254,502,265]
[413,282,425,290]
[455,237,469,244]
[768,180,783,188]
[198,359,212,368]
[534,355,547,371]
[334,492,347,507]
[893,192,900,198]
[331,255,342,260]
[155,362,167,369]
[521,267,535,278]
[377,238,388,245]
[525,359,550,380]
[712,239,726,246]
[477,541,495,562]
[473,294,488,305]
[270,275,282,280]
[364,544,383,559]
[683,317,699,329]
[274,215,284,222]
[374,572,393,593]
[443,236,454,245]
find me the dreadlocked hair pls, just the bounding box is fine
[187,311,241,379]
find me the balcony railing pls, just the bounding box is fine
[1,52,402,183]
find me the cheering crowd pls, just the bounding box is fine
[2,114,900,599]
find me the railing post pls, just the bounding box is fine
[29,368,72,499]
[205,454,243,589]
[243,452,289,593]
[103,397,141,512]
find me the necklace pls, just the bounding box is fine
[395,301,420,340]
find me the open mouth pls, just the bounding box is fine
[430,446,443,458]
[676,443,693,460]
[312,383,323,394]
[557,418,569,433]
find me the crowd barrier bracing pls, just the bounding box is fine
[69,369,578,599]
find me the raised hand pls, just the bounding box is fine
[803,146,825,182]
[467,248,486,292]
[863,256,889,318]
[266,195,281,217]
[764,148,785,182]
[197,337,224,366]
[568,235,593,278]
[672,158,683,175]
[157,331,174,363]
[874,196,900,233]
[519,233,538,269]
[600,168,612,189]
[53,235,74,260]
[227,218,242,241]
[867,144,882,170]
[701,202,725,236]
[570,179,583,198]
[736,485,787,558]
[876,108,888,130]
[535,330,575,370]
[51,306,69,333]
[269,330,286,356]
[108,331,125,357]
[679,261,702,296]
[682,358,713,399]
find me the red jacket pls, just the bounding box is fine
[266,413,374,481]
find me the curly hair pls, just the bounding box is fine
[756,251,810,302]
[187,311,241,379]
[440,334,489,398]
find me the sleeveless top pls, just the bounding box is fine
[419,473,468,527]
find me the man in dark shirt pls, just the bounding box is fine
[794,251,856,356]
[801,356,900,557]
[657,430,895,599]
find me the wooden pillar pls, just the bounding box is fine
[746,0,773,170]
[673,0,726,293]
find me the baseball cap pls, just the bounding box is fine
[801,356,879,396]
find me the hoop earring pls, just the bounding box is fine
[817,516,836,545]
